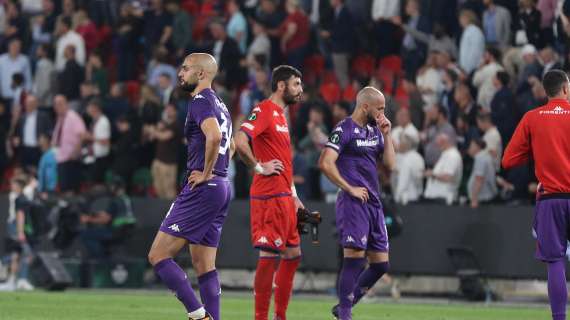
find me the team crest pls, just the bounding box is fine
[329,133,340,144]
[248,113,257,121]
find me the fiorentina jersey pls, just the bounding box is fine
[185,88,232,177]
[325,117,385,205]
[502,98,570,194]
[240,99,292,197]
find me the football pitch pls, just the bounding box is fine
[0,290,550,320]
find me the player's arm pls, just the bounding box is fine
[188,118,222,189]
[378,115,396,171]
[229,138,236,160]
[319,148,369,203]
[502,114,531,169]
[235,131,283,175]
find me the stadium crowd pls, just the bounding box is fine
[0,0,569,209]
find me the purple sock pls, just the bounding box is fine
[338,258,367,320]
[548,260,567,320]
[198,269,220,320]
[154,258,203,313]
[353,262,389,306]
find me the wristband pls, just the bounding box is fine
[254,163,264,174]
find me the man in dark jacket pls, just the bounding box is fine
[490,71,516,147]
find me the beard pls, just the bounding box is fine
[366,113,377,125]
[179,77,198,93]
[283,86,301,105]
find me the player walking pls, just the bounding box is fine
[235,65,304,320]
[319,87,396,320]
[503,69,570,320]
[147,53,234,320]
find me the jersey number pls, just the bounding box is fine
[219,112,232,155]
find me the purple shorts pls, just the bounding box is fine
[533,196,570,262]
[335,191,389,252]
[159,176,231,247]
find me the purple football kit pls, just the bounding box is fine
[325,117,388,252]
[159,88,233,248]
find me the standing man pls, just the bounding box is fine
[147,53,234,320]
[319,87,396,320]
[235,65,304,320]
[503,69,570,320]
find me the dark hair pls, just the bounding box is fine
[11,176,27,189]
[88,98,103,110]
[61,16,72,29]
[271,65,302,92]
[435,104,448,119]
[476,112,492,123]
[543,69,569,98]
[486,46,501,62]
[496,71,510,87]
[444,68,458,83]
[472,138,487,149]
[335,100,352,114]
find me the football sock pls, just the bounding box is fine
[254,256,279,320]
[198,269,221,320]
[547,260,567,320]
[338,258,367,319]
[154,258,203,315]
[352,262,389,305]
[274,255,301,320]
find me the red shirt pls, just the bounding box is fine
[280,10,310,53]
[502,98,570,194]
[240,100,293,197]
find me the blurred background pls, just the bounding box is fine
[0,0,567,304]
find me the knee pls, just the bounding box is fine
[148,249,168,266]
[370,261,390,274]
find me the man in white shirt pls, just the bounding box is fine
[392,134,425,205]
[0,39,32,102]
[392,107,420,151]
[424,133,463,204]
[55,16,85,71]
[476,112,502,171]
[472,47,504,110]
[84,99,110,185]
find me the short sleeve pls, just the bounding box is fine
[240,105,271,139]
[94,118,111,140]
[472,154,486,177]
[325,123,349,153]
[15,196,29,212]
[190,96,216,127]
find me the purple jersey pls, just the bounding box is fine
[326,117,385,205]
[185,88,232,177]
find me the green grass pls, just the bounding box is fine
[0,290,550,320]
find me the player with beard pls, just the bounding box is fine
[148,53,234,320]
[235,65,305,320]
[319,87,396,320]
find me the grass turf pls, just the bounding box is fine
[0,290,550,320]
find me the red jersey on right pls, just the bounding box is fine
[240,99,293,197]
[502,98,570,194]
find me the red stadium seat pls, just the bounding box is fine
[303,54,325,85]
[319,81,341,105]
[342,85,357,102]
[351,54,376,79]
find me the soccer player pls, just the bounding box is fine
[319,87,396,320]
[235,65,305,320]
[147,53,234,320]
[502,69,570,320]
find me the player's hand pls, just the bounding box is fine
[293,196,305,211]
[348,186,369,203]
[259,159,284,176]
[376,114,392,135]
[188,170,213,189]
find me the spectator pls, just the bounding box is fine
[320,0,355,88]
[84,99,111,185]
[280,0,310,70]
[55,16,85,71]
[392,133,425,205]
[458,9,485,74]
[482,0,511,49]
[399,0,431,78]
[490,71,516,146]
[0,176,34,292]
[299,105,329,167]
[4,1,28,48]
[32,44,55,109]
[402,76,425,130]
[57,45,85,109]
[209,18,248,90]
[0,39,32,105]
[517,44,542,95]
[332,100,351,125]
[137,84,162,126]
[255,0,287,67]
[239,68,270,122]
[539,46,562,77]
[37,133,57,195]
[141,0,173,60]
[516,0,542,48]
[30,5,54,56]
[165,0,193,59]
[456,113,480,154]
[476,112,502,172]
[85,52,109,96]
[0,102,9,177]
[424,133,463,204]
[453,84,479,127]
[104,83,130,128]
[467,138,498,208]
[75,9,98,55]
[371,0,401,57]
[116,2,143,81]
[472,46,504,111]
[537,0,557,45]
[157,73,174,106]
[392,107,420,151]
[10,73,27,118]
[226,0,248,54]
[440,68,459,126]
[12,95,52,170]
[146,46,177,88]
[422,104,456,168]
[146,103,181,199]
[416,51,442,110]
[51,94,87,194]
[247,20,271,73]
[111,115,139,192]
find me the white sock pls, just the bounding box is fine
[188,307,206,319]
